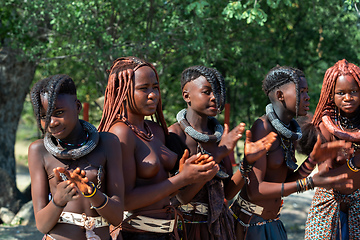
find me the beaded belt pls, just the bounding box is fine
[124,214,176,233]
[180,202,208,215]
[58,212,109,228]
[236,196,264,216]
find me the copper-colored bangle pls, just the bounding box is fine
[83,182,97,198]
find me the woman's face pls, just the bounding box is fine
[127,66,159,116]
[40,93,80,140]
[334,75,360,118]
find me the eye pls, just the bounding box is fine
[336,92,344,96]
[351,90,358,94]
[53,110,64,116]
[40,115,46,120]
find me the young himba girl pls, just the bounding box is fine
[167,65,278,240]
[98,57,219,240]
[304,59,360,240]
[28,75,125,240]
[231,66,353,240]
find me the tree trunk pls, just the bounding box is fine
[0,48,36,212]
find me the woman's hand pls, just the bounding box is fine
[244,130,277,164]
[217,123,246,157]
[178,149,219,184]
[310,135,352,164]
[54,167,92,195]
[52,168,80,206]
[312,164,353,190]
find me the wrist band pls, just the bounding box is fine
[240,157,254,184]
[83,181,97,198]
[306,155,317,166]
[90,193,109,210]
[347,157,360,172]
[52,197,67,208]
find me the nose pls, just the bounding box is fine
[210,92,216,101]
[148,89,159,99]
[344,93,352,101]
[49,116,59,128]
[305,92,310,101]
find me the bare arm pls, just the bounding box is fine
[28,140,78,234]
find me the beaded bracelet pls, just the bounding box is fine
[90,193,109,210]
[51,197,67,208]
[83,181,97,198]
[240,157,254,184]
[296,176,314,193]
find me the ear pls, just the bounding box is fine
[182,89,190,103]
[76,99,82,114]
[276,89,285,102]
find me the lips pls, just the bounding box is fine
[50,128,65,137]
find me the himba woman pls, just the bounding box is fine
[167,65,277,240]
[230,65,353,240]
[28,74,125,240]
[303,59,360,240]
[98,57,219,240]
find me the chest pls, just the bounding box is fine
[184,135,218,156]
[134,137,177,179]
[265,139,294,180]
[44,150,106,191]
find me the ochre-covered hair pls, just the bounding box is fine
[98,56,168,134]
[30,74,76,135]
[262,65,305,116]
[181,65,226,112]
[312,59,360,126]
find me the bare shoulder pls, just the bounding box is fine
[109,121,136,144]
[168,123,185,138]
[251,115,273,140]
[28,139,46,157]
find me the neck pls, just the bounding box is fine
[126,113,146,131]
[185,108,210,133]
[272,102,295,125]
[59,120,86,144]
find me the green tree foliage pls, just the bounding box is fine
[2,0,360,128]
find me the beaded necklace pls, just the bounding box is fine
[176,109,223,143]
[265,104,302,140]
[177,109,229,179]
[265,103,301,170]
[322,110,360,142]
[119,116,154,141]
[44,120,99,160]
[58,131,89,148]
[334,107,360,131]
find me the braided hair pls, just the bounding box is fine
[30,74,76,135]
[312,59,360,126]
[262,65,305,116]
[98,56,168,134]
[181,66,226,112]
